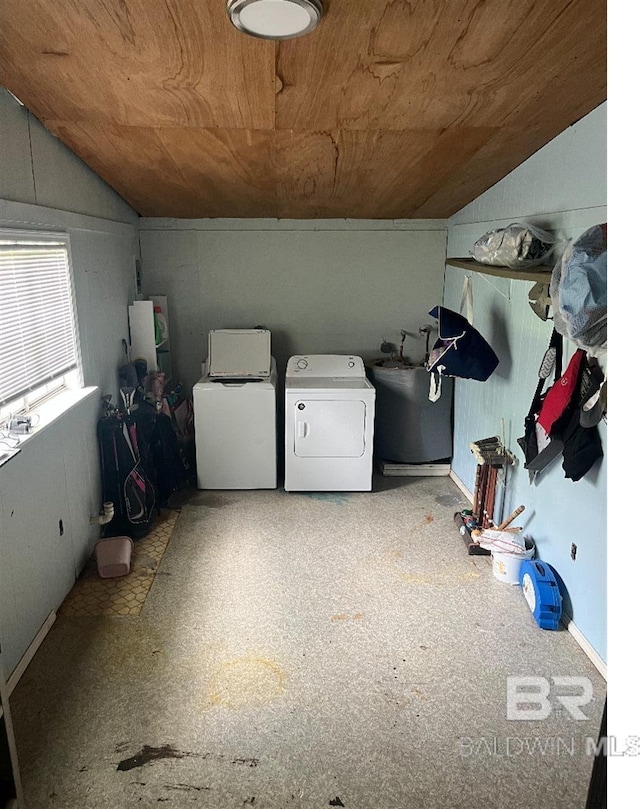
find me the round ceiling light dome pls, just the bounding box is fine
[227,0,323,40]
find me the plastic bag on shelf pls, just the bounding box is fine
[471,223,556,269]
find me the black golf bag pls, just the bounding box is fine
[97,404,186,539]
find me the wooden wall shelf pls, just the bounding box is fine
[446,257,553,283]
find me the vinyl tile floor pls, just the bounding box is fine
[10,475,606,809]
[58,510,180,618]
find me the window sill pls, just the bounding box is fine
[0,386,99,468]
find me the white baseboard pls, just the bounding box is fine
[449,468,473,503]
[7,610,57,696]
[448,469,606,681]
[562,614,607,681]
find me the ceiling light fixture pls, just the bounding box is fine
[227,0,323,41]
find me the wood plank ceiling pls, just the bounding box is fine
[0,0,606,219]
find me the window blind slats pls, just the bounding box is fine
[0,236,79,407]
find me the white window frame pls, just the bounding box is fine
[0,229,83,427]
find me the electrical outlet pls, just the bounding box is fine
[570,543,577,561]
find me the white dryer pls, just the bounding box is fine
[284,355,376,492]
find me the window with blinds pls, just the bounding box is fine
[0,231,81,417]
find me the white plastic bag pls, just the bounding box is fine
[471,223,556,269]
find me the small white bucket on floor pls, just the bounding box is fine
[492,538,535,585]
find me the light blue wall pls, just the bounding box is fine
[0,87,139,675]
[0,88,137,224]
[446,103,607,662]
[0,86,139,407]
[138,219,448,394]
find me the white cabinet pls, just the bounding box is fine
[0,427,76,676]
[128,295,172,381]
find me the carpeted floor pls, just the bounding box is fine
[10,475,605,808]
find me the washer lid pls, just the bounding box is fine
[208,329,271,378]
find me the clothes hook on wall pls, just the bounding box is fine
[419,324,432,365]
[460,274,474,324]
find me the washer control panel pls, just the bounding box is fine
[286,354,365,378]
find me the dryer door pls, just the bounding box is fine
[293,399,366,457]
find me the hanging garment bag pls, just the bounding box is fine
[427,276,499,397]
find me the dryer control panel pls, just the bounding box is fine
[286,354,365,378]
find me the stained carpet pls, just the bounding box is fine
[10,476,606,808]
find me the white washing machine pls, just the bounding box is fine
[193,329,277,489]
[284,354,376,492]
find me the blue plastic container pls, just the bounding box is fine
[519,560,563,630]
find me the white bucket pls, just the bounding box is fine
[492,538,535,585]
